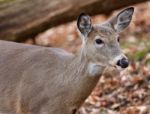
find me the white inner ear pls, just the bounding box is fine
[115,11,132,33]
[79,16,92,37]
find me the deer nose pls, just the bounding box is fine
[117,58,129,68]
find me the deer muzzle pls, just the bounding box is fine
[117,57,129,68]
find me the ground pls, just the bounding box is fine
[24,2,150,114]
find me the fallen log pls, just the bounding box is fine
[0,0,148,41]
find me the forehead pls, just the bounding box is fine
[90,24,115,38]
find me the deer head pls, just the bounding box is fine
[77,7,134,71]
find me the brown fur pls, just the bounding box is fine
[0,7,134,114]
[0,41,103,114]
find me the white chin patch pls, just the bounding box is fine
[88,63,105,77]
[115,65,124,71]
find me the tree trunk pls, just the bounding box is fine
[0,0,148,41]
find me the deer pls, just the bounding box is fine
[0,7,134,114]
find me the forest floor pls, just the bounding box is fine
[24,2,150,114]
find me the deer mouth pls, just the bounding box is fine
[109,55,129,70]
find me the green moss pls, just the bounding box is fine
[0,0,16,4]
[121,39,150,61]
[133,48,149,61]
[147,60,150,65]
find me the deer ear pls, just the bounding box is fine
[77,13,92,37]
[109,7,134,33]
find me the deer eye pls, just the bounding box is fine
[117,36,120,42]
[95,39,103,44]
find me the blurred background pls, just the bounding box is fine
[0,0,150,114]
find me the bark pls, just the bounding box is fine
[0,0,148,41]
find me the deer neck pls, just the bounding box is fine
[66,45,106,78]
[64,47,105,107]
[71,45,106,77]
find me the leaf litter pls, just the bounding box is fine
[24,2,150,114]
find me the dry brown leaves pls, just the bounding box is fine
[24,2,150,114]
